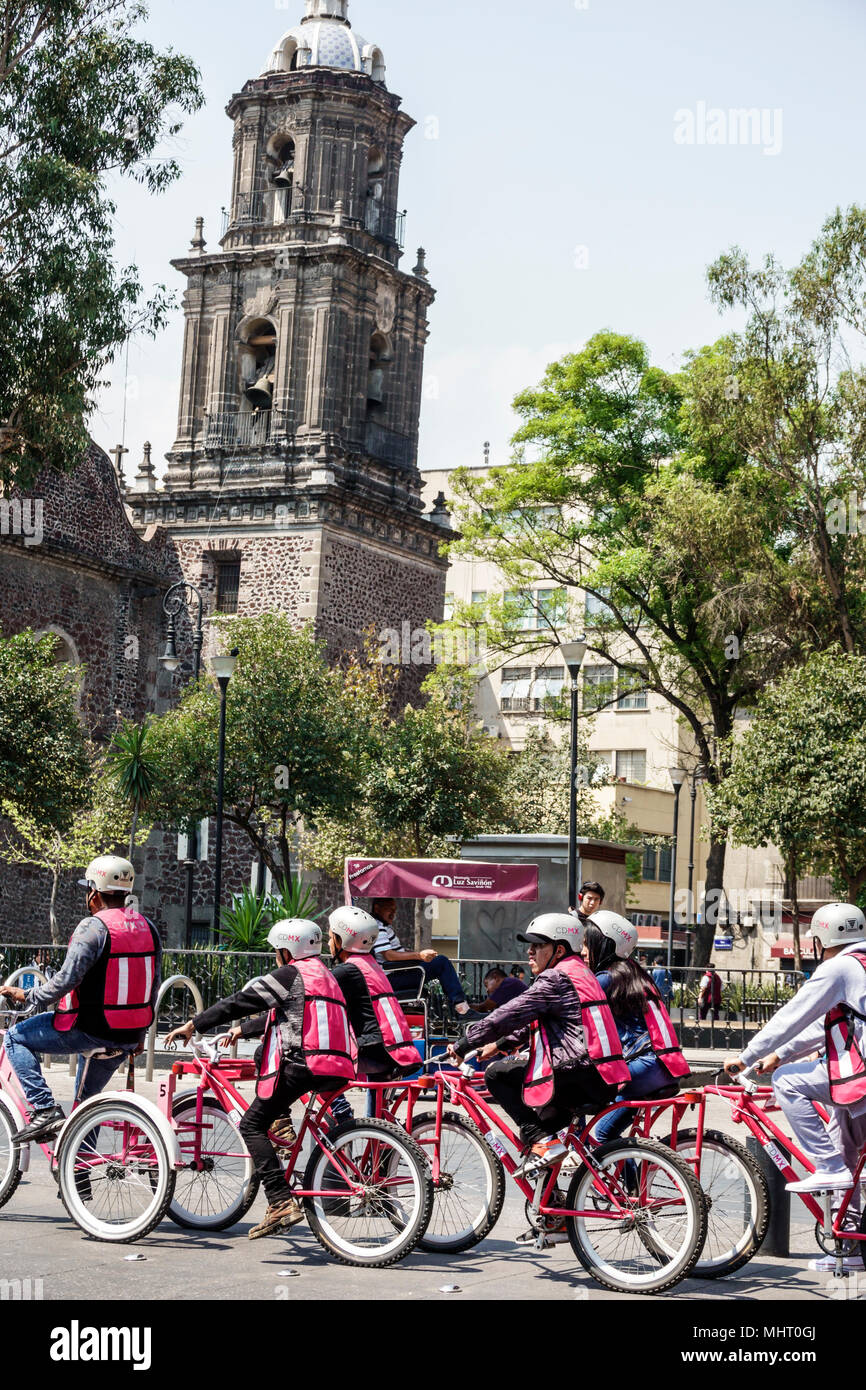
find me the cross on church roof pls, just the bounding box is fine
[110,443,129,484]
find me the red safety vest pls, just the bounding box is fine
[524,955,630,1106]
[642,981,690,1079]
[54,908,159,1037]
[257,957,356,1100]
[826,951,866,1105]
[342,953,421,1070]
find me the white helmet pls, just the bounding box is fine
[809,903,866,951]
[518,912,585,954]
[588,910,639,960]
[267,918,323,960]
[329,906,378,954]
[78,855,135,896]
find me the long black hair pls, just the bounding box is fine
[584,922,652,1021]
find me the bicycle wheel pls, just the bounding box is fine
[57,1100,175,1243]
[0,1103,22,1210]
[565,1137,707,1294]
[168,1094,259,1231]
[673,1128,770,1277]
[410,1110,505,1253]
[303,1118,433,1267]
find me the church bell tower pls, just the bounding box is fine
[128,0,447,675]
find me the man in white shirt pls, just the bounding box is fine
[725,903,866,1192]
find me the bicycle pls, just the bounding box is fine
[0,1009,178,1243]
[362,1053,708,1293]
[155,1036,434,1266]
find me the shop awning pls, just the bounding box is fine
[345,858,539,904]
[769,934,815,959]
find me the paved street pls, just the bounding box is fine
[0,1062,860,1303]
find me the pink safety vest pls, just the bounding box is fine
[642,981,690,1079]
[826,951,866,1105]
[343,953,421,1070]
[54,908,158,1035]
[256,957,356,1100]
[524,955,630,1106]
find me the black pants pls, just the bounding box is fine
[485,1058,616,1146]
[239,1063,342,1204]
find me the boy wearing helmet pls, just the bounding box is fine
[451,913,630,1174]
[0,856,162,1145]
[725,903,866,1192]
[167,919,356,1239]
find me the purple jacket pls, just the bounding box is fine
[455,969,591,1075]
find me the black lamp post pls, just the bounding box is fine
[210,650,238,936]
[687,764,706,926]
[667,766,686,968]
[161,582,206,943]
[560,635,587,910]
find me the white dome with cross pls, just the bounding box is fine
[263,1,386,85]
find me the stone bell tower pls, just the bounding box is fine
[127,0,447,681]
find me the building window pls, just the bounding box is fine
[504,590,536,631]
[617,669,649,710]
[642,845,658,881]
[443,593,454,620]
[533,666,565,711]
[585,589,614,625]
[536,587,568,628]
[616,749,646,783]
[583,663,615,711]
[657,842,673,883]
[215,560,241,615]
[500,667,533,712]
[471,590,487,608]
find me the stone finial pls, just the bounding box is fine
[413,247,429,279]
[191,217,206,254]
[429,490,451,528]
[328,200,348,245]
[134,441,157,493]
[483,440,491,466]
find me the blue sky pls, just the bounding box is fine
[95,0,866,483]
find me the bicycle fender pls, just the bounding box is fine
[0,1090,29,1169]
[55,1090,181,1167]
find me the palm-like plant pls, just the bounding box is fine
[218,885,272,951]
[268,875,324,923]
[105,719,162,859]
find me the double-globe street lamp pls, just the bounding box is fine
[560,634,588,911]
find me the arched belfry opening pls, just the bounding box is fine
[268,136,296,221]
[366,148,385,234]
[366,330,392,417]
[239,318,277,413]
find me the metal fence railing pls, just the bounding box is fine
[0,947,805,1054]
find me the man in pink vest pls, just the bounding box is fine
[167,918,356,1240]
[725,903,866,1193]
[451,913,628,1175]
[0,855,162,1145]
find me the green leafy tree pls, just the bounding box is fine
[147,616,383,883]
[708,648,866,971]
[0,629,90,831]
[105,717,162,858]
[0,0,204,487]
[1,768,150,941]
[446,332,801,964]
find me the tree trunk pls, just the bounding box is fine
[790,868,802,975]
[691,834,727,968]
[128,799,139,861]
[413,898,432,952]
[49,868,62,944]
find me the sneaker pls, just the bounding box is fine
[267,1115,297,1147]
[514,1137,567,1178]
[248,1197,305,1240]
[808,1255,862,1272]
[11,1105,65,1145]
[786,1170,854,1193]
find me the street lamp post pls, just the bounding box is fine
[160,582,206,943]
[560,635,587,910]
[687,765,706,925]
[667,767,687,968]
[210,651,238,936]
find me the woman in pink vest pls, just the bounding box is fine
[451,913,629,1176]
[583,911,689,1143]
[725,903,866,1194]
[1,855,161,1146]
[167,918,355,1240]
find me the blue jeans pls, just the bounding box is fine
[593,1054,672,1143]
[385,956,466,1008]
[5,1013,133,1112]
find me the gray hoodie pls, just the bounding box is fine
[741,943,866,1072]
